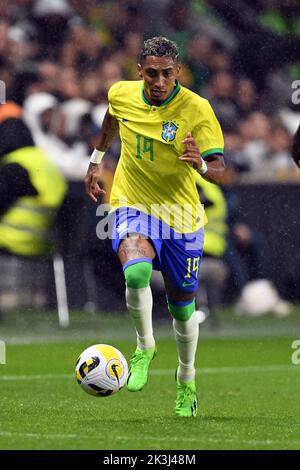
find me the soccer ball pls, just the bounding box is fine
[75,344,128,397]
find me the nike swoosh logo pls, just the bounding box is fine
[112,364,120,385]
[182,281,196,287]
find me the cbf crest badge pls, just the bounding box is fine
[161,121,178,142]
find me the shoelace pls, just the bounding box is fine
[130,351,147,368]
[176,384,194,406]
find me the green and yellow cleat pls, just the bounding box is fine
[126,346,157,392]
[175,374,198,417]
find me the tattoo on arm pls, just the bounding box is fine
[96,110,119,152]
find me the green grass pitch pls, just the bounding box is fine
[0,309,300,450]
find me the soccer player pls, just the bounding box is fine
[85,37,225,417]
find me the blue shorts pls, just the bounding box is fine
[110,207,204,293]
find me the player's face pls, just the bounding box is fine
[138,56,180,106]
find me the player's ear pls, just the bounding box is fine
[137,63,143,78]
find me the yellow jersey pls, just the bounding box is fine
[108,80,224,233]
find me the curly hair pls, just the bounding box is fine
[140,36,179,63]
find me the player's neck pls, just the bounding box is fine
[143,81,180,107]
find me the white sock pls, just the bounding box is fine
[173,312,199,382]
[126,286,155,350]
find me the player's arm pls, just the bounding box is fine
[291,124,300,169]
[85,109,119,202]
[179,132,226,185]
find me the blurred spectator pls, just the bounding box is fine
[223,126,249,173]
[185,34,213,91]
[291,123,300,169]
[0,100,22,122]
[206,0,300,90]
[98,59,124,96]
[279,101,300,135]
[238,116,296,178]
[194,172,229,323]
[235,79,258,119]
[239,112,271,172]
[37,60,59,92]
[164,1,195,59]
[223,195,292,317]
[0,105,66,310]
[0,0,299,312]
[209,47,232,75]
[8,68,43,105]
[119,31,142,80]
[79,70,104,103]
[263,124,295,176]
[204,71,238,128]
[22,91,94,309]
[32,0,74,58]
[23,91,90,180]
[60,22,104,72]
[61,98,92,140]
[55,66,81,101]
[0,19,10,55]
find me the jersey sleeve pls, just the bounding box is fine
[107,81,123,118]
[193,99,224,159]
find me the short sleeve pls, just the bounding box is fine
[107,81,122,118]
[193,100,224,159]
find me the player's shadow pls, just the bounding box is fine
[88,415,283,425]
[83,416,236,426]
[199,415,293,426]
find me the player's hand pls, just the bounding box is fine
[179,132,203,171]
[85,163,106,203]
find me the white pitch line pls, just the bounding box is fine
[0,373,71,381]
[0,431,90,440]
[151,364,300,375]
[116,435,300,448]
[116,434,300,447]
[0,364,298,382]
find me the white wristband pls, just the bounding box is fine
[90,148,105,164]
[198,157,208,175]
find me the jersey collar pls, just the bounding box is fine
[141,81,181,107]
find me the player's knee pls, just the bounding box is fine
[168,299,195,321]
[123,260,152,289]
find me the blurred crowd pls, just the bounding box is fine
[0,0,299,181]
[0,0,299,316]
